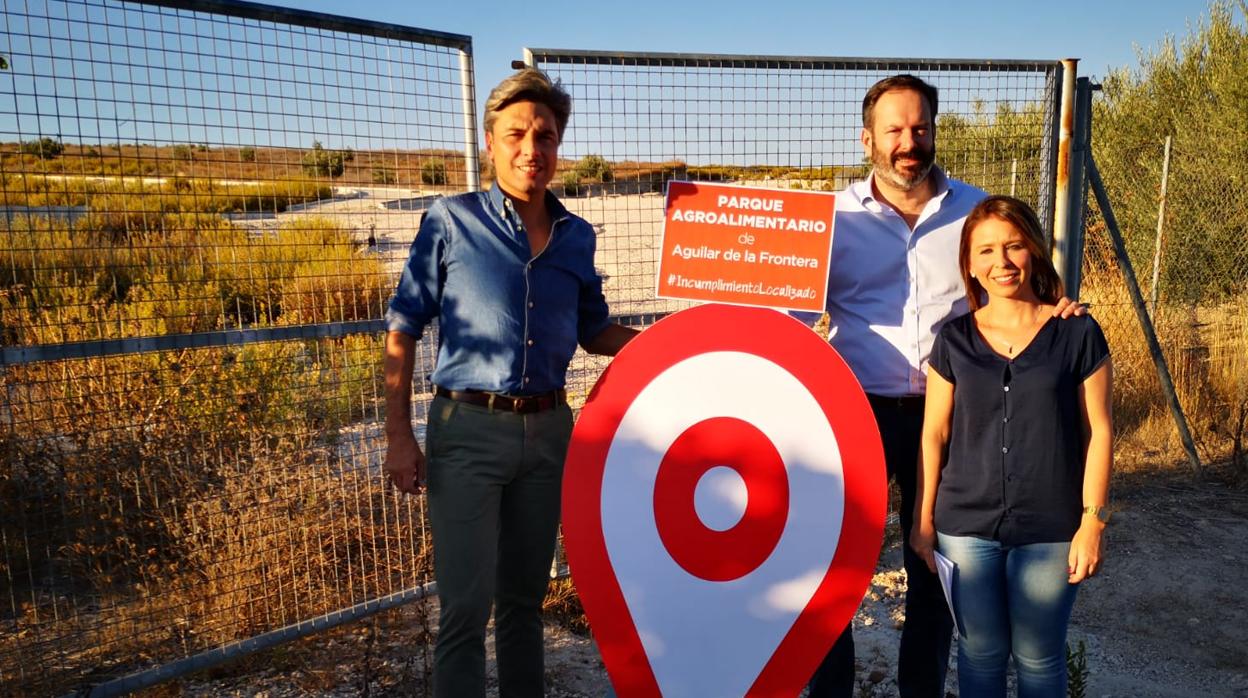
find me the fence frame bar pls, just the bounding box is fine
[521,48,1058,71]
[0,321,384,367]
[71,581,439,697]
[127,0,472,49]
[459,48,482,192]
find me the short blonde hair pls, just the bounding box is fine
[483,68,572,141]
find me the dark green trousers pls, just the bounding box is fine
[425,395,572,698]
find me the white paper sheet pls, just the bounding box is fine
[933,550,959,638]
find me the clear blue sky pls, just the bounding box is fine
[277,0,1223,107]
[3,0,1233,154]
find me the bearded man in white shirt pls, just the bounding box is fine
[807,74,1080,698]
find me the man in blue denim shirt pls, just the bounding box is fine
[383,69,636,697]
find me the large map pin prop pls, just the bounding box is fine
[563,304,887,697]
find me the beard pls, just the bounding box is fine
[872,141,936,192]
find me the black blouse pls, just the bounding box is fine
[929,313,1110,546]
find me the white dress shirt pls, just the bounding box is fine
[824,167,987,397]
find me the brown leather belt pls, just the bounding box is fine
[433,386,567,414]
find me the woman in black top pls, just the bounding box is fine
[910,196,1113,697]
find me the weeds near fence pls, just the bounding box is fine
[0,328,418,690]
[1066,640,1089,698]
[542,578,591,636]
[0,181,415,691]
[1080,260,1248,470]
[1,211,388,344]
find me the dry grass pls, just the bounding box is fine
[1,189,404,693]
[543,578,591,636]
[0,424,431,694]
[1080,263,1248,474]
[0,143,473,189]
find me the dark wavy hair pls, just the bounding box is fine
[862,74,939,128]
[959,195,1064,311]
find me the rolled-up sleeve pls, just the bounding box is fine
[385,204,448,339]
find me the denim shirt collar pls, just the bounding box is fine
[485,184,570,235]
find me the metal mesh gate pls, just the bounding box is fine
[524,50,1064,401]
[0,0,476,693]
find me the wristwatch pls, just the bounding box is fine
[1082,505,1112,524]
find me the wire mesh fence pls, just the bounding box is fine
[1084,123,1248,471]
[1,0,475,693]
[528,50,1064,402]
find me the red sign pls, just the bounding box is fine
[656,181,836,312]
[563,304,886,697]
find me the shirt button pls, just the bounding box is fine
[1003,386,1011,392]
[528,301,535,308]
[527,339,535,346]
[1002,446,1009,454]
[1003,417,1010,423]
[523,376,530,384]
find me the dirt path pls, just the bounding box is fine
[1066,470,1248,697]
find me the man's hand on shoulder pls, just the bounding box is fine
[384,429,426,495]
[1052,296,1089,319]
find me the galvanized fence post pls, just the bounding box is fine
[460,47,481,193]
[1052,58,1078,280]
[1062,77,1095,299]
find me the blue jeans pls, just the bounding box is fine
[937,533,1080,698]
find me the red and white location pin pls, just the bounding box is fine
[563,304,887,697]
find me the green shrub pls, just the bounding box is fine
[19,137,63,160]
[420,159,448,185]
[1066,640,1089,698]
[372,167,397,185]
[301,141,347,178]
[574,154,613,182]
[561,171,581,197]
[172,144,193,161]
[239,146,256,163]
